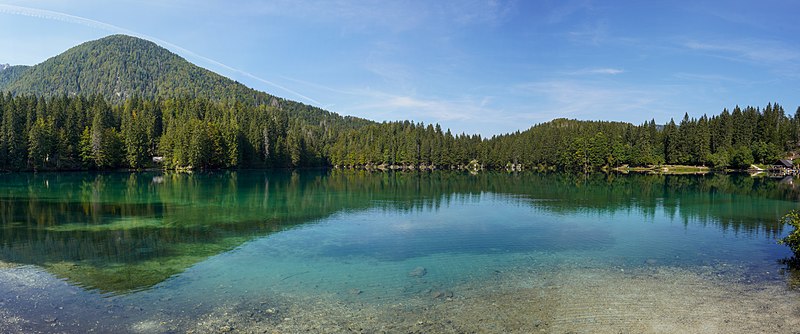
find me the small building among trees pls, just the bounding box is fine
[770,159,796,175]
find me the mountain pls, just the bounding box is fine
[2,35,793,173]
[1,34,369,127]
[0,64,29,89]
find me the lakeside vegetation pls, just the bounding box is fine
[1,35,799,172]
[0,92,797,172]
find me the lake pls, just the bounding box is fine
[1,171,800,333]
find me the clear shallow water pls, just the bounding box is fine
[0,171,799,332]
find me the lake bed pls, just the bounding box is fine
[1,171,799,333]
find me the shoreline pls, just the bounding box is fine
[3,165,753,176]
[3,257,799,333]
[184,264,800,333]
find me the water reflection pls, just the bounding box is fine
[0,171,798,294]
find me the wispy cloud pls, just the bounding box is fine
[566,68,625,76]
[274,75,501,129]
[224,0,424,32]
[672,72,750,85]
[363,41,416,90]
[0,3,137,35]
[684,39,800,65]
[225,0,516,33]
[589,68,624,75]
[544,0,592,24]
[350,91,496,123]
[513,80,673,123]
[567,20,609,46]
[0,3,321,104]
[445,0,517,26]
[685,2,797,37]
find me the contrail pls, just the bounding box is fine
[0,4,322,105]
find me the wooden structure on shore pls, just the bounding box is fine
[769,159,797,176]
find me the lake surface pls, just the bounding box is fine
[1,171,800,333]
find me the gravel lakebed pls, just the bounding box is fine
[4,257,800,334]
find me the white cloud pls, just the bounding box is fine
[684,39,800,65]
[589,68,624,75]
[544,0,592,24]
[445,0,517,26]
[276,72,527,135]
[0,3,135,35]
[513,80,673,123]
[566,68,625,76]
[220,0,516,33]
[567,20,609,46]
[671,72,749,85]
[351,91,496,123]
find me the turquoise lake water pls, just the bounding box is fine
[0,171,798,332]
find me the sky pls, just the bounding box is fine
[0,0,798,137]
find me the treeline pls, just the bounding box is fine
[0,34,374,139]
[0,92,798,172]
[334,104,800,172]
[0,93,364,171]
[329,122,483,168]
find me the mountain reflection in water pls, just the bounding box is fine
[0,171,797,294]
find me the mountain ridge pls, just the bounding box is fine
[0,34,795,173]
[0,34,371,127]
[0,64,29,89]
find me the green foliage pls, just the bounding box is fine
[0,65,30,89]
[779,211,800,258]
[27,117,54,170]
[79,126,94,168]
[2,35,372,131]
[0,35,798,172]
[730,145,755,168]
[0,92,797,172]
[707,150,730,169]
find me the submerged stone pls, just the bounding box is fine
[431,289,454,299]
[408,267,427,278]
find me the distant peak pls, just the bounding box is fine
[83,34,161,48]
[100,34,146,42]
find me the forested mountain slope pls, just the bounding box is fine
[1,34,371,129]
[0,64,29,89]
[1,35,798,172]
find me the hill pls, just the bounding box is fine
[0,64,29,89]
[0,35,796,172]
[1,34,370,128]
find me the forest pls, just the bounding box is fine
[0,92,797,172]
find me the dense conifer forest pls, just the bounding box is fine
[0,93,797,172]
[1,35,798,172]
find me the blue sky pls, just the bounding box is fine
[0,0,798,136]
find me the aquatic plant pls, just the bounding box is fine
[779,211,800,258]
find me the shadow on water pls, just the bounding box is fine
[1,170,799,294]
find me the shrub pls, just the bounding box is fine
[779,211,800,257]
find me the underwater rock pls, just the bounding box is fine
[645,259,658,265]
[431,290,454,299]
[408,267,427,277]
